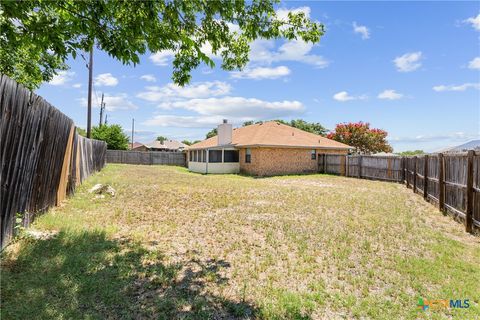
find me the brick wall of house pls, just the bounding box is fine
[239,147,348,176]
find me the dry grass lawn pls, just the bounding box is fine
[2,164,479,319]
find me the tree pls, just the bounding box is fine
[242,119,327,136]
[76,127,86,137]
[397,150,425,156]
[327,122,393,154]
[91,124,129,150]
[1,1,324,89]
[285,119,327,136]
[156,136,167,144]
[242,120,263,126]
[182,140,201,146]
[206,128,217,139]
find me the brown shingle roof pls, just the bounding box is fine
[146,140,186,150]
[188,121,351,150]
[129,142,145,150]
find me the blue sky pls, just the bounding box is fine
[36,1,480,152]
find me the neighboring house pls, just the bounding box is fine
[130,142,148,151]
[145,139,186,152]
[187,120,352,176]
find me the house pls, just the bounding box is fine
[187,120,352,176]
[130,142,148,151]
[145,140,186,152]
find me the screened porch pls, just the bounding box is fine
[188,148,240,174]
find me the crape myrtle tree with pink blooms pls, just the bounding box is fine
[327,122,393,155]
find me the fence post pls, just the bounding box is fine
[358,155,362,179]
[323,154,327,173]
[343,155,347,176]
[438,153,445,212]
[423,155,428,200]
[401,157,406,184]
[345,155,349,176]
[413,156,417,193]
[406,158,410,188]
[466,150,474,233]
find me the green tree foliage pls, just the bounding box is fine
[182,140,201,146]
[91,124,129,150]
[206,128,217,139]
[76,127,87,137]
[156,136,167,144]
[327,122,393,154]
[396,150,425,156]
[181,140,192,146]
[1,1,324,89]
[242,119,327,136]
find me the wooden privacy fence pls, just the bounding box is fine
[319,152,479,233]
[106,150,186,166]
[0,74,107,248]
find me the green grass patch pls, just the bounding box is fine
[1,164,479,319]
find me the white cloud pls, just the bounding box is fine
[150,50,175,66]
[140,74,157,82]
[390,132,478,143]
[393,52,423,72]
[79,93,138,111]
[155,97,304,119]
[148,9,327,70]
[94,73,118,87]
[433,83,480,92]
[377,89,403,100]
[72,83,82,88]
[231,66,291,80]
[353,22,370,39]
[48,71,75,86]
[465,13,480,31]
[137,81,231,102]
[276,6,311,21]
[234,38,329,68]
[144,115,224,128]
[468,57,480,70]
[333,91,367,102]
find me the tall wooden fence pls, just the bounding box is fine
[0,74,107,248]
[319,152,479,233]
[106,150,186,166]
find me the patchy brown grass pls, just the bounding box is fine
[2,164,479,319]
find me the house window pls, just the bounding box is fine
[311,149,316,160]
[193,150,198,162]
[209,150,222,163]
[202,150,207,163]
[189,151,193,161]
[245,148,251,163]
[224,150,239,162]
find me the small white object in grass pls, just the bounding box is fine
[25,229,58,240]
[89,184,103,193]
[89,184,116,197]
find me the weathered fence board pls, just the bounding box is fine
[106,150,186,166]
[0,74,106,248]
[319,152,479,232]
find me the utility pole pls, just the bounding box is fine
[99,93,105,126]
[131,118,135,150]
[104,114,108,125]
[86,46,93,138]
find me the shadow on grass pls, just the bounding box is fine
[1,231,256,319]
